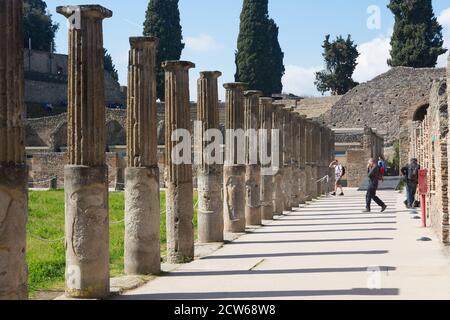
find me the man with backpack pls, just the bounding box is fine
[401,158,420,209]
[363,158,387,213]
[329,160,345,196]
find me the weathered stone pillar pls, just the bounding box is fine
[223,83,247,233]
[196,71,223,243]
[304,120,313,201]
[124,37,160,275]
[272,105,284,214]
[259,98,274,220]
[0,0,28,300]
[163,60,195,264]
[291,113,301,207]
[298,116,307,204]
[57,5,112,298]
[244,91,262,226]
[282,109,293,210]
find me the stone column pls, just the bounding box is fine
[244,91,262,226]
[272,105,284,214]
[259,98,274,220]
[124,37,160,275]
[57,5,112,299]
[223,83,247,233]
[163,60,195,264]
[282,109,293,210]
[298,116,307,204]
[304,120,313,201]
[196,71,223,243]
[0,0,28,300]
[291,113,301,207]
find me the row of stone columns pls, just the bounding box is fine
[0,3,335,300]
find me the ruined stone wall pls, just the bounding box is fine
[322,67,445,166]
[23,49,125,107]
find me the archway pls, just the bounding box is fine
[413,104,429,122]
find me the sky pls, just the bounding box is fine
[45,0,450,101]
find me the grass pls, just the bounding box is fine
[27,189,198,297]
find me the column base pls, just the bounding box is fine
[223,166,246,233]
[198,172,224,243]
[0,165,28,300]
[125,167,161,276]
[64,165,109,299]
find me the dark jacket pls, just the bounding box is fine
[368,165,380,189]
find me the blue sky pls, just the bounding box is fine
[46,0,450,100]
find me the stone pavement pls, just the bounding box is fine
[116,189,450,300]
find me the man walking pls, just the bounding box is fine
[329,160,344,196]
[401,158,420,209]
[364,158,387,213]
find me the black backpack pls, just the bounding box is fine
[408,163,419,183]
[341,166,346,177]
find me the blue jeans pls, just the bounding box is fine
[406,182,418,207]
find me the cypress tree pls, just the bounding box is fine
[315,35,359,95]
[388,0,447,68]
[143,0,185,101]
[23,0,59,52]
[235,0,284,96]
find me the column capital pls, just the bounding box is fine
[224,82,248,91]
[129,36,159,49]
[199,71,222,79]
[57,5,113,19]
[162,60,195,71]
[244,90,263,98]
[259,97,274,104]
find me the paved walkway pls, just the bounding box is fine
[117,189,450,300]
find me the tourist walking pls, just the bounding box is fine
[329,160,344,196]
[401,158,420,209]
[363,158,387,213]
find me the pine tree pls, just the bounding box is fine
[103,49,119,83]
[315,35,359,95]
[143,0,185,101]
[235,0,284,96]
[388,0,447,68]
[23,0,59,52]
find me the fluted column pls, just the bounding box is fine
[223,83,247,233]
[272,105,284,214]
[244,91,262,226]
[282,109,293,210]
[298,116,307,204]
[291,113,301,207]
[311,123,320,198]
[0,0,28,300]
[57,5,112,299]
[259,98,274,220]
[125,37,160,275]
[196,71,223,243]
[163,60,195,264]
[305,120,313,201]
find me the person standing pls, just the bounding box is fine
[364,158,387,213]
[329,160,344,196]
[401,158,420,209]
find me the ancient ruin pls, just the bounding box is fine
[57,4,113,299]
[0,0,28,300]
[124,37,160,275]
[163,60,196,264]
[196,71,224,243]
[223,83,248,233]
[259,97,274,220]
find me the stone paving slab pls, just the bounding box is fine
[115,189,450,300]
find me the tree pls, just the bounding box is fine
[103,49,119,83]
[23,0,59,52]
[388,0,447,68]
[315,35,359,95]
[235,0,285,96]
[143,0,185,101]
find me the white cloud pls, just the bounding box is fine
[353,33,391,84]
[437,8,450,67]
[282,65,322,97]
[185,35,221,52]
